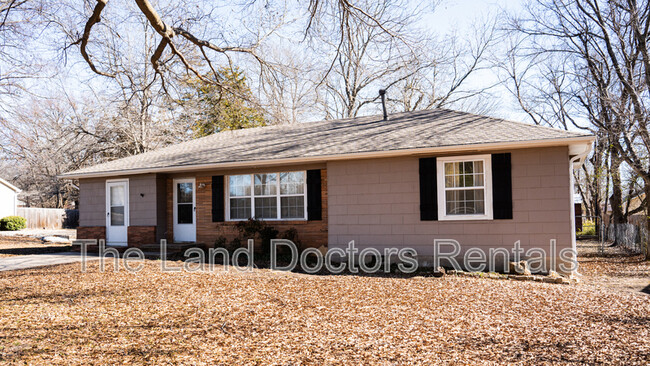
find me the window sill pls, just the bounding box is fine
[226,218,308,222]
[438,215,493,221]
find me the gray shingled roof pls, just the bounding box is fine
[61,108,593,178]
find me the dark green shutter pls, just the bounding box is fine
[491,153,513,220]
[419,157,438,220]
[306,170,322,220]
[212,176,225,222]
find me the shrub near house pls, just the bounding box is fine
[0,216,26,231]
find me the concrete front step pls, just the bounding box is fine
[138,243,206,251]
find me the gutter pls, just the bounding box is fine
[568,142,591,277]
[59,135,596,179]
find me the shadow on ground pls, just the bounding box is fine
[0,246,72,256]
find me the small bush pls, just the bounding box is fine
[235,218,266,238]
[228,238,242,252]
[234,218,281,255]
[577,219,596,236]
[280,227,301,246]
[214,236,241,253]
[214,236,227,248]
[0,216,26,231]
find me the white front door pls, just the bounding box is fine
[106,180,129,246]
[173,178,196,242]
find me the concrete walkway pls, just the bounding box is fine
[0,228,76,239]
[0,252,101,272]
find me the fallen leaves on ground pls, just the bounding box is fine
[0,256,649,365]
[578,241,650,294]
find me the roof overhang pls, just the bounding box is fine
[59,136,596,179]
[0,178,21,192]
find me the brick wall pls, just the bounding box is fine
[166,169,328,250]
[128,226,156,246]
[77,226,106,240]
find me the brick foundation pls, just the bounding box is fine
[128,226,156,246]
[77,226,106,240]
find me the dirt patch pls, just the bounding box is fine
[578,241,650,295]
[0,260,649,364]
[0,236,72,257]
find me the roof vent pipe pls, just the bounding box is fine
[379,89,388,120]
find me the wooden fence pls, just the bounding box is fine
[16,208,79,229]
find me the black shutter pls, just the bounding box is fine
[306,169,322,220]
[491,153,513,220]
[212,175,225,222]
[419,157,438,220]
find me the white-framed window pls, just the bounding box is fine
[227,171,307,221]
[436,154,493,221]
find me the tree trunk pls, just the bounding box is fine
[641,181,650,260]
[609,146,625,246]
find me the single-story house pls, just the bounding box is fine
[60,109,594,270]
[0,178,21,220]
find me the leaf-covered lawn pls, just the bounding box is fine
[578,241,650,294]
[0,260,649,365]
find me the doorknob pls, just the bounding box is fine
[107,212,110,216]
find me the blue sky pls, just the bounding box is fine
[421,0,528,121]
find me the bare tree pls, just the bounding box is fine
[0,97,100,207]
[309,0,425,119]
[512,0,650,256]
[391,18,500,115]
[72,0,417,93]
[256,45,319,124]
[72,16,189,157]
[0,0,49,97]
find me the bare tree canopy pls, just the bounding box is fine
[0,0,515,208]
[72,0,428,90]
[508,0,650,255]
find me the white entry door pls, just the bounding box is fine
[106,180,129,246]
[173,178,196,242]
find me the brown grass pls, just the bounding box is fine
[1,259,649,365]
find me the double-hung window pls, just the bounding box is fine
[437,155,493,220]
[227,171,307,220]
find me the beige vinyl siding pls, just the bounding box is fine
[78,178,106,227]
[326,146,572,259]
[128,174,158,226]
[79,174,161,228]
[156,174,168,241]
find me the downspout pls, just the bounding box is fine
[569,144,591,276]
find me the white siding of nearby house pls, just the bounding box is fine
[0,183,17,219]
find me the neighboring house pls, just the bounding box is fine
[0,178,21,219]
[60,109,594,270]
[602,192,645,217]
[574,194,583,232]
